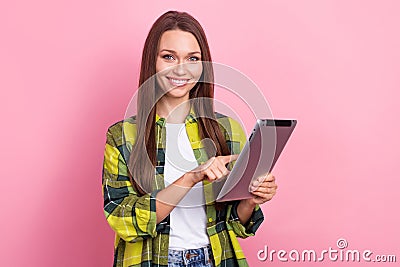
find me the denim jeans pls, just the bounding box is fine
[168,245,214,267]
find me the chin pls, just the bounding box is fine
[165,88,191,99]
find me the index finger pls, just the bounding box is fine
[256,173,274,183]
[263,173,275,182]
[220,154,239,164]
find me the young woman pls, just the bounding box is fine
[102,10,278,267]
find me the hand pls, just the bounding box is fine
[245,173,278,206]
[185,154,239,185]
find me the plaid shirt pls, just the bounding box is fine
[102,110,264,267]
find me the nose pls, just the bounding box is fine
[172,62,187,76]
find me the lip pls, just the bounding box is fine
[167,77,191,87]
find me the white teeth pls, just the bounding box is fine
[169,78,188,85]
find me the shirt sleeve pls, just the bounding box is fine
[222,117,265,238]
[102,125,158,242]
[226,201,264,238]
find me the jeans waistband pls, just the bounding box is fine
[168,245,213,266]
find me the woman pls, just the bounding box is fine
[102,10,278,267]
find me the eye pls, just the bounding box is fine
[188,56,200,61]
[162,54,175,60]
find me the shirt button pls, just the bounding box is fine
[208,218,213,222]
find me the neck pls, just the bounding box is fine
[156,95,191,123]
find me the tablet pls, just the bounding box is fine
[215,119,297,202]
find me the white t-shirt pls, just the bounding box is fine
[163,122,209,250]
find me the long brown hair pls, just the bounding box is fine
[128,10,230,194]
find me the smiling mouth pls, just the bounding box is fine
[167,77,190,87]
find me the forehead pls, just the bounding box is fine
[158,30,201,52]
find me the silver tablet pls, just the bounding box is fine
[215,119,297,202]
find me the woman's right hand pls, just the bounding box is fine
[184,154,239,186]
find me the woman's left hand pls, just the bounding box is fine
[245,173,278,206]
[236,173,277,224]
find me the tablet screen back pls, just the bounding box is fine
[216,119,297,202]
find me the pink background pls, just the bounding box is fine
[1,0,399,266]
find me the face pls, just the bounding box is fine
[155,29,203,100]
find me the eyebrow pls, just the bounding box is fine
[159,49,201,55]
